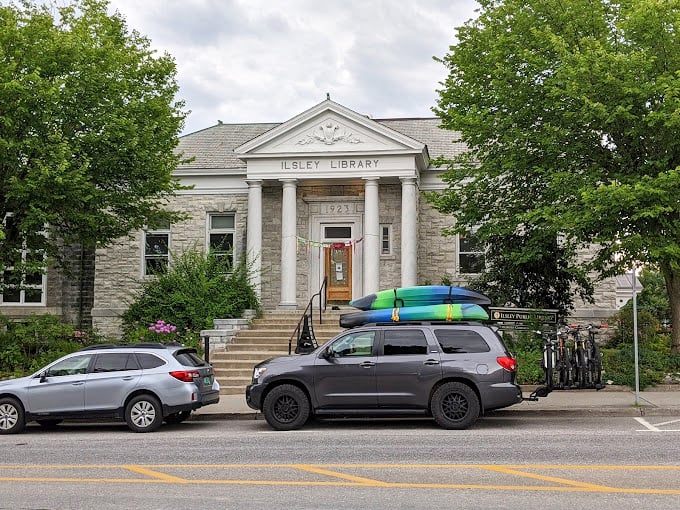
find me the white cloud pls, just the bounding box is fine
[106,0,481,134]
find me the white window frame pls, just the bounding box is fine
[380,224,392,256]
[207,213,235,268]
[143,223,171,276]
[457,230,486,275]
[1,213,47,306]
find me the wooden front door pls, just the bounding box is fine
[325,246,352,302]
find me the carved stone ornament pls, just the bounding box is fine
[296,122,363,145]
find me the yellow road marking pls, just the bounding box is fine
[1,463,679,495]
[122,465,188,483]
[480,465,614,490]
[291,464,390,486]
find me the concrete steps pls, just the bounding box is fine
[211,310,346,395]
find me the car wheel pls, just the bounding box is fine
[164,410,191,424]
[36,419,63,429]
[0,397,25,435]
[262,384,310,431]
[431,382,480,430]
[125,394,163,433]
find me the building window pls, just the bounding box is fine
[1,214,46,305]
[458,231,485,274]
[208,214,235,268]
[144,222,170,276]
[380,224,392,256]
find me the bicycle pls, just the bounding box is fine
[584,324,605,390]
[568,325,588,389]
[531,329,555,398]
[554,326,572,389]
[567,324,605,389]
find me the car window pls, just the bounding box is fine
[45,354,93,377]
[135,352,166,369]
[434,329,490,353]
[329,331,375,357]
[174,349,207,367]
[92,353,141,373]
[382,329,428,355]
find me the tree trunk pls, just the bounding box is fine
[660,262,680,355]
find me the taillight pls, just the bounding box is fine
[497,356,517,372]
[169,370,200,382]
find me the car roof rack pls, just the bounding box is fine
[357,321,484,328]
[78,342,182,351]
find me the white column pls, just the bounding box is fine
[246,179,262,299]
[279,179,297,309]
[363,177,380,294]
[401,177,418,287]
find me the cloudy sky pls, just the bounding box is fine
[105,0,481,135]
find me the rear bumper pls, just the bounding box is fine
[163,390,220,415]
[481,382,523,411]
[199,389,220,407]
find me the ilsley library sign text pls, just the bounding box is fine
[488,307,559,325]
[280,159,381,171]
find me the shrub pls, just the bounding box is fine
[601,346,668,390]
[503,330,545,385]
[0,314,100,377]
[121,246,260,341]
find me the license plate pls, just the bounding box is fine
[203,376,211,385]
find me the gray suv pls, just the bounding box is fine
[0,343,219,434]
[246,322,522,430]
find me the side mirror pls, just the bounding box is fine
[39,371,48,383]
[321,347,335,360]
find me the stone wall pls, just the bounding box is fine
[91,193,249,338]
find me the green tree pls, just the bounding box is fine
[468,230,593,319]
[635,267,671,324]
[0,0,188,279]
[431,0,680,354]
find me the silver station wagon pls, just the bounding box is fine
[0,343,219,434]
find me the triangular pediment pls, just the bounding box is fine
[235,99,426,157]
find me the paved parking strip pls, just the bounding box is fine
[635,417,680,432]
[1,464,680,494]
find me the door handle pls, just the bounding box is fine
[71,382,85,386]
[359,361,376,368]
[122,376,134,381]
[424,359,440,365]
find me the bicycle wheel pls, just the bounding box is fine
[575,347,586,389]
[556,346,570,389]
[590,343,603,389]
[565,347,574,388]
[542,341,554,390]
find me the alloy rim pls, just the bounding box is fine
[0,404,18,430]
[131,401,156,428]
[442,393,468,421]
[273,395,299,423]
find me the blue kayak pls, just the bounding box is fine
[339,303,489,328]
[349,285,491,310]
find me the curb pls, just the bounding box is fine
[189,407,680,421]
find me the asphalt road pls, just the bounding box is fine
[2,414,679,509]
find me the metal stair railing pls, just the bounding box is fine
[289,277,327,355]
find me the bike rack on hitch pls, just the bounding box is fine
[524,385,552,401]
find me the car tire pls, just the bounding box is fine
[0,397,25,435]
[164,410,191,424]
[431,382,480,430]
[36,419,63,429]
[125,394,163,433]
[262,384,310,431]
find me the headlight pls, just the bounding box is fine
[253,367,267,381]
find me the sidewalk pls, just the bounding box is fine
[191,385,680,421]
